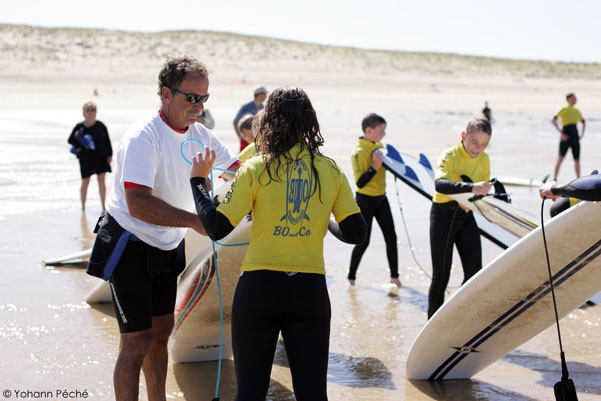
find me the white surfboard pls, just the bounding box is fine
[406,200,601,380]
[170,217,251,362]
[382,144,519,249]
[496,175,549,188]
[43,248,92,265]
[450,192,539,238]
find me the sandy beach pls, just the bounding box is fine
[1,24,601,400]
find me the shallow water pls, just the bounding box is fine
[1,108,601,400]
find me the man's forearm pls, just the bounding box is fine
[126,189,197,228]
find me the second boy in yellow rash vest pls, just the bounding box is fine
[348,113,401,287]
[428,117,493,319]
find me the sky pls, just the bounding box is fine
[3,0,601,63]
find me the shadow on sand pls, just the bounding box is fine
[408,378,536,401]
[503,349,601,396]
[353,283,429,312]
[273,339,396,391]
[173,358,296,401]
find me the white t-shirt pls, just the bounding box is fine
[106,112,238,250]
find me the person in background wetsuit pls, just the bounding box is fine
[482,101,492,122]
[190,86,366,401]
[428,117,493,319]
[551,93,586,180]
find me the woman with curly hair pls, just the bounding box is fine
[189,86,366,400]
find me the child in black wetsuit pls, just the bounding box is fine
[348,113,401,287]
[428,118,493,318]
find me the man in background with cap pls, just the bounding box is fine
[233,85,267,151]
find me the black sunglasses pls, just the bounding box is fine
[173,88,210,104]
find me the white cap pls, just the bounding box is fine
[254,86,268,96]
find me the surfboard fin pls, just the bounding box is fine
[405,165,420,183]
[492,178,511,203]
[418,153,433,172]
[385,144,404,163]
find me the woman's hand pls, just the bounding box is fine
[190,147,216,178]
[472,181,492,196]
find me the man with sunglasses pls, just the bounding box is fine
[99,56,240,401]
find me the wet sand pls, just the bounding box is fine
[2,24,601,400]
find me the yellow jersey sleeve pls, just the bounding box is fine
[351,138,386,196]
[434,148,456,181]
[238,143,256,163]
[351,148,369,183]
[217,164,255,227]
[330,164,361,222]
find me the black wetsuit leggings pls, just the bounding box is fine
[232,270,331,401]
[348,193,398,280]
[559,124,580,159]
[428,202,482,318]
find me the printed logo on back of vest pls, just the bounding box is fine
[281,159,312,225]
[273,158,313,238]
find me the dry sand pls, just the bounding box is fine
[1,24,601,400]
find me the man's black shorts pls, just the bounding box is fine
[109,239,186,333]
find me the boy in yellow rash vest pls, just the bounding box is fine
[348,113,401,287]
[428,117,493,319]
[551,93,586,180]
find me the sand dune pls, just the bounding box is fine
[2,24,601,81]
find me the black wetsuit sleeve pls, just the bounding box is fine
[435,178,474,194]
[356,167,377,188]
[551,174,601,201]
[328,213,367,244]
[103,123,113,157]
[190,177,236,241]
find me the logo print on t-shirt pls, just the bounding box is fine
[281,159,312,225]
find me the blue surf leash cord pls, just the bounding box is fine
[181,138,249,400]
[540,198,576,392]
[393,178,430,280]
[393,178,455,293]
